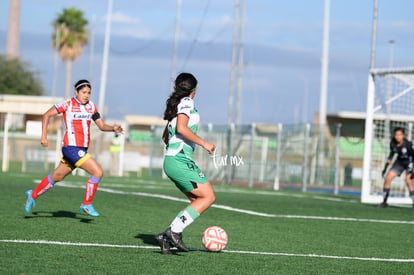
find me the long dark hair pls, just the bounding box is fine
[163,73,198,121]
[162,73,197,144]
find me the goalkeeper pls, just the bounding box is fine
[379,127,414,208]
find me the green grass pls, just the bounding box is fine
[1,172,414,274]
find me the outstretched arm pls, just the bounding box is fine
[41,106,59,147]
[94,118,123,134]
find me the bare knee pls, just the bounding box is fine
[92,167,104,179]
[211,192,216,204]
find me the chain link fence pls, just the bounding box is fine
[1,122,364,195]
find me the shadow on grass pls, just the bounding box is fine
[134,233,208,255]
[24,210,93,223]
[134,233,158,246]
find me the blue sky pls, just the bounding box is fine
[1,0,413,124]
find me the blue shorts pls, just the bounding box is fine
[61,146,91,170]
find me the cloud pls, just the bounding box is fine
[101,11,153,39]
[110,12,141,24]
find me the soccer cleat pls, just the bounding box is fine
[24,190,35,214]
[164,227,189,252]
[80,204,100,217]
[155,233,172,255]
[377,202,388,208]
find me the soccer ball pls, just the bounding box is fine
[202,226,228,252]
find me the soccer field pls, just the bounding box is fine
[1,172,414,274]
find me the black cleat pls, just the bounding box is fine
[164,227,189,252]
[377,202,388,208]
[155,233,172,255]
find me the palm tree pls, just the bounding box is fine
[52,7,88,98]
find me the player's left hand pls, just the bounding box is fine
[113,125,123,134]
[203,142,216,154]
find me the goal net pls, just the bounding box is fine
[362,68,414,204]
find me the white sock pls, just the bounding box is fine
[170,211,194,233]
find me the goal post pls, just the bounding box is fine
[362,67,414,204]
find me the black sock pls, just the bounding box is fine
[410,191,414,204]
[383,188,390,203]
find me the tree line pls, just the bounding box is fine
[1,6,88,97]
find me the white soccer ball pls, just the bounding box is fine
[202,226,228,252]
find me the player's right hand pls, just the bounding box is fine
[381,169,386,178]
[41,137,48,147]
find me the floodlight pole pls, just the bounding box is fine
[98,0,113,115]
[225,0,241,185]
[170,0,182,89]
[95,0,112,163]
[317,0,330,185]
[235,0,246,126]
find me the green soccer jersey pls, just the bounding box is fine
[165,97,200,158]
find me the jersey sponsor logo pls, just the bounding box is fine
[73,113,92,119]
[179,105,192,110]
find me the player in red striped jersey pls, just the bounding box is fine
[24,79,123,217]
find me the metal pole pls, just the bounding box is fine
[149,125,155,177]
[225,0,241,185]
[248,123,255,188]
[369,0,379,70]
[317,0,330,185]
[273,123,283,191]
[98,0,113,115]
[334,123,342,195]
[2,113,11,172]
[302,123,310,192]
[205,123,213,175]
[259,137,268,182]
[235,0,246,126]
[118,123,126,177]
[225,123,235,185]
[170,0,182,88]
[228,0,240,126]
